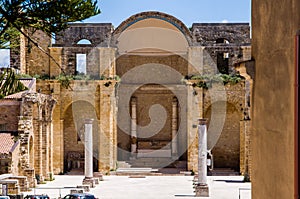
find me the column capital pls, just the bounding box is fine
[198,118,208,125]
[85,119,94,124]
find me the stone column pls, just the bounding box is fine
[195,118,209,197]
[83,119,95,187]
[37,106,44,182]
[130,97,137,159]
[49,121,54,178]
[171,97,178,159]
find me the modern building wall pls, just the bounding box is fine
[251,0,300,198]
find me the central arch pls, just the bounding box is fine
[115,12,191,171]
[113,11,193,46]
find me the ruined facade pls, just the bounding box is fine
[7,12,252,177]
[0,78,56,189]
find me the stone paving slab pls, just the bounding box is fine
[22,175,251,199]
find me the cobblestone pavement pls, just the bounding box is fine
[22,175,251,199]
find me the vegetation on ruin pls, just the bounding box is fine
[184,73,244,89]
[0,69,28,99]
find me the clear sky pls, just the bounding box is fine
[0,0,251,67]
[84,0,251,27]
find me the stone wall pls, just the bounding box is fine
[0,101,20,131]
[116,54,189,78]
[21,30,51,76]
[205,102,240,170]
[191,23,251,46]
[54,23,113,47]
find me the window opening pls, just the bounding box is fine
[76,54,86,75]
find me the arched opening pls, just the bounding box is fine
[77,39,92,45]
[205,102,240,172]
[117,84,186,170]
[115,12,191,173]
[63,101,99,174]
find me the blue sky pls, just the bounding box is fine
[84,0,251,27]
[0,0,251,67]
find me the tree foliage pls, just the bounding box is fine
[0,69,27,99]
[0,0,100,48]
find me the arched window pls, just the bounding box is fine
[77,39,92,45]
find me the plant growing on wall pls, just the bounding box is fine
[185,73,244,89]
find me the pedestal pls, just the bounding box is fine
[82,177,95,188]
[194,183,209,197]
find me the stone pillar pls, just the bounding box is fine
[37,107,44,182]
[98,81,117,172]
[171,97,178,159]
[83,119,95,187]
[44,120,50,179]
[195,118,209,197]
[49,121,54,177]
[130,97,137,158]
[84,119,94,178]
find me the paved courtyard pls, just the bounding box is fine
[22,175,251,199]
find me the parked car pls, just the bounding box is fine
[0,196,10,199]
[63,193,95,199]
[24,195,50,199]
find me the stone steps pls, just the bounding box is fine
[117,161,132,168]
[116,159,188,175]
[127,158,182,168]
[209,168,240,176]
[115,168,160,176]
[66,168,84,175]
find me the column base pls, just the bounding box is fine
[194,183,209,197]
[82,177,96,188]
[129,155,136,160]
[171,155,178,160]
[93,172,104,181]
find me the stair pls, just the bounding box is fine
[128,157,176,168]
[66,168,84,175]
[117,161,132,168]
[116,159,188,175]
[210,168,240,176]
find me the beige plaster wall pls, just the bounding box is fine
[117,18,189,55]
[251,0,300,198]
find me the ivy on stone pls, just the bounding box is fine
[186,73,244,89]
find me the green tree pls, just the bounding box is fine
[0,0,100,95]
[0,0,100,48]
[0,69,27,99]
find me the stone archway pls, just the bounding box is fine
[63,100,99,173]
[205,102,241,171]
[114,12,192,171]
